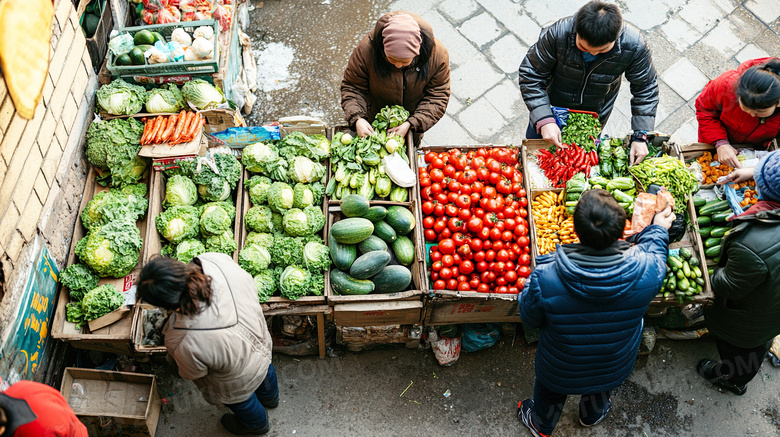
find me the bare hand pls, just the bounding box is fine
[356,118,375,138]
[721,167,755,184]
[652,206,676,230]
[629,141,649,165]
[716,144,742,169]
[388,121,411,139]
[541,123,564,148]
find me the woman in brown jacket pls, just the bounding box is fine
[341,11,450,142]
[139,253,276,436]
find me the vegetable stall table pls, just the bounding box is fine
[417,145,532,325]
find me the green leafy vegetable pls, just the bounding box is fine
[288,156,326,184]
[245,205,275,233]
[268,182,295,212]
[282,208,310,237]
[199,201,235,236]
[67,284,125,328]
[75,221,143,278]
[372,105,410,131]
[292,183,314,209]
[239,243,271,275]
[105,144,148,188]
[203,229,237,255]
[303,205,325,235]
[245,176,273,205]
[144,84,184,113]
[96,78,146,115]
[164,175,198,207]
[156,205,200,244]
[245,232,274,248]
[302,241,331,272]
[181,79,225,109]
[81,184,148,231]
[86,118,144,170]
[60,264,99,302]
[271,234,304,266]
[169,239,205,264]
[254,270,277,303]
[279,265,312,300]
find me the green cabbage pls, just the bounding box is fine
[60,263,99,302]
[245,205,274,233]
[303,205,326,235]
[145,84,184,113]
[282,208,310,237]
[105,144,147,188]
[181,79,225,109]
[268,182,294,212]
[292,183,314,209]
[239,243,271,275]
[86,118,145,170]
[279,265,312,300]
[204,229,237,255]
[245,176,273,205]
[254,270,277,303]
[199,201,235,236]
[170,239,205,263]
[271,234,304,266]
[245,232,274,248]
[81,185,148,231]
[243,143,280,174]
[164,175,198,207]
[288,156,325,184]
[75,221,143,278]
[96,78,146,115]
[66,284,125,328]
[198,178,231,202]
[302,241,331,272]
[156,205,200,244]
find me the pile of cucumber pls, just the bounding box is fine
[693,196,732,263]
[328,194,417,295]
[661,247,705,302]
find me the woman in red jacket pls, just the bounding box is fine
[0,380,87,436]
[696,58,780,168]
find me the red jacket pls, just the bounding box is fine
[696,57,780,147]
[3,381,88,437]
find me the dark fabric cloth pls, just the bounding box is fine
[2,381,88,437]
[225,364,279,429]
[713,338,772,386]
[531,380,610,434]
[341,11,450,134]
[733,200,780,219]
[519,16,658,132]
[695,57,780,147]
[518,225,668,394]
[753,151,780,201]
[526,121,543,139]
[561,240,631,268]
[705,207,780,348]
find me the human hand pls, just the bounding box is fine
[721,167,754,184]
[388,121,411,139]
[629,141,649,165]
[716,144,742,169]
[541,123,564,148]
[652,206,676,230]
[356,118,375,137]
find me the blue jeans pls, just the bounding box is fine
[532,380,610,434]
[225,364,279,429]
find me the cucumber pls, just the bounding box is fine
[698,227,713,237]
[372,220,397,243]
[362,206,388,222]
[676,270,685,281]
[329,231,357,271]
[682,261,691,278]
[697,216,712,227]
[358,235,389,255]
[385,205,416,235]
[372,265,413,293]
[693,266,702,278]
[667,255,683,269]
[692,196,707,208]
[705,237,722,248]
[392,236,415,266]
[350,250,391,279]
[678,277,690,291]
[705,245,722,258]
[689,257,700,267]
[331,217,374,244]
[666,276,676,291]
[711,227,730,238]
[694,277,705,286]
[679,247,693,260]
[329,269,374,295]
[699,200,731,215]
[711,212,731,223]
[341,194,371,217]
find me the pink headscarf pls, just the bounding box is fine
[382,14,422,59]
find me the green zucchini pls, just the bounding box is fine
[689,257,700,267]
[697,216,712,227]
[711,212,730,223]
[692,196,707,208]
[667,255,683,269]
[679,247,693,260]
[705,245,722,258]
[705,237,722,248]
[678,277,690,291]
[694,277,705,286]
[698,227,713,237]
[385,205,416,235]
[329,269,374,295]
[692,265,702,278]
[710,227,730,238]
[372,220,397,243]
[699,200,731,216]
[682,261,691,278]
[392,236,416,266]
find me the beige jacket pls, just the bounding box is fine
[162,252,272,405]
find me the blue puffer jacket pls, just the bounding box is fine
[518,225,668,394]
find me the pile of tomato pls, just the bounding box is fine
[420,147,532,294]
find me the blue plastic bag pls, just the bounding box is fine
[724,184,745,216]
[460,323,501,352]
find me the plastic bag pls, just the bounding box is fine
[142,0,166,11]
[212,3,232,31]
[108,33,135,56]
[428,328,461,366]
[460,323,501,352]
[157,5,181,23]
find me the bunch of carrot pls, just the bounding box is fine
[140,110,205,146]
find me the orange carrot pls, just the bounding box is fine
[148,116,165,145]
[185,113,203,141]
[171,110,188,143]
[161,114,178,143]
[141,119,153,144]
[154,115,170,144]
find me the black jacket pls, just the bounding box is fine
[705,207,780,348]
[519,17,658,132]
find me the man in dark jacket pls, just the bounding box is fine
[698,151,780,395]
[519,1,658,165]
[517,190,673,436]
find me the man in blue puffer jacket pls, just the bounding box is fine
[517,189,674,436]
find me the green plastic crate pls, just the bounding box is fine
[107,19,219,76]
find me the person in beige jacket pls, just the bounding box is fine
[138,253,276,436]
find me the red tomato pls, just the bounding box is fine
[494,261,506,273]
[431,157,445,169]
[494,220,505,232]
[447,192,459,204]
[502,230,514,241]
[440,228,452,239]
[517,278,526,288]
[496,249,509,262]
[460,169,477,184]
[485,250,496,262]
[448,180,461,192]
[452,232,468,246]
[477,283,490,293]
[467,217,483,233]
[497,178,513,194]
[472,181,485,193]
[474,251,486,263]
[501,165,515,179]
[470,192,481,205]
[430,183,442,195]
[505,260,515,271]
[446,204,459,217]
[492,240,504,251]
[519,253,531,266]
[469,238,483,252]
[440,267,453,280]
[483,271,497,283]
[504,218,517,231]
[423,216,435,229]
[518,266,531,278]
[518,188,527,197]
[450,266,459,278]
[458,209,471,221]
[447,279,458,290]
[469,276,480,288]
[431,261,443,271]
[517,236,530,248]
[452,155,468,171]
[430,250,442,262]
[482,186,497,199]
[514,224,528,237]
[517,207,528,218]
[486,160,501,173]
[508,286,519,294]
[457,244,472,258]
[518,196,528,208]
[482,240,492,250]
[484,198,500,212]
[433,218,447,233]
[430,168,444,182]
[422,201,435,216]
[431,271,439,281]
[478,227,490,240]
[460,260,475,275]
[489,227,502,241]
[420,177,431,187]
[421,186,432,201]
[435,193,449,204]
[441,254,454,267]
[448,217,464,232]
[455,194,471,209]
[438,238,455,254]
[424,152,436,163]
[488,172,501,185]
[433,280,446,290]
[474,208,485,218]
[443,165,456,178]
[505,270,518,283]
[457,282,470,291]
[496,277,507,286]
[433,203,445,217]
[496,286,508,294]
[424,229,436,241]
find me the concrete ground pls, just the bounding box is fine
[155,335,780,436]
[154,1,780,436]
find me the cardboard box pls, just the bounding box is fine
[423,292,521,325]
[132,303,169,354]
[333,301,423,326]
[51,166,150,355]
[61,368,160,437]
[279,116,327,138]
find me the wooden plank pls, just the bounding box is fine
[424,292,521,325]
[333,301,422,327]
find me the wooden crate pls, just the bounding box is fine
[423,292,521,325]
[51,166,150,355]
[143,165,243,265]
[61,368,160,437]
[238,168,328,306]
[279,116,328,138]
[132,303,168,355]
[328,125,415,206]
[326,199,426,326]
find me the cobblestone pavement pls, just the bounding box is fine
[248,0,780,148]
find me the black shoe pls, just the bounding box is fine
[220,414,270,435]
[696,359,747,396]
[259,396,279,409]
[517,399,551,437]
[579,398,611,427]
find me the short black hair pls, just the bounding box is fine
[575,1,623,48]
[573,189,626,250]
[737,59,780,110]
[138,257,212,316]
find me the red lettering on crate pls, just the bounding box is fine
[449,303,496,315]
[363,311,389,316]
